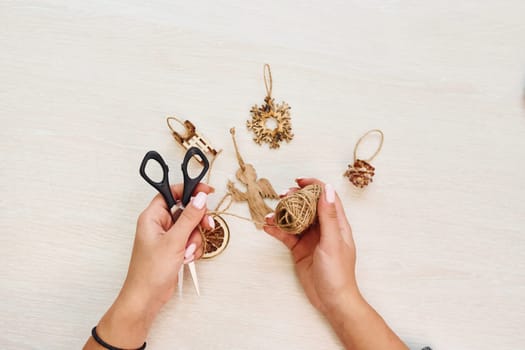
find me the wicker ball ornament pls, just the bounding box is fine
[275,184,322,234]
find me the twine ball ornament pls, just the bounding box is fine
[275,184,322,234]
[344,129,384,188]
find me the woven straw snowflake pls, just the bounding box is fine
[247,96,293,149]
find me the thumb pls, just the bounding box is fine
[166,192,208,249]
[317,184,344,254]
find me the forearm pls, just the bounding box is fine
[326,292,408,350]
[83,289,159,350]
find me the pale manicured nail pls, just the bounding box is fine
[265,212,275,220]
[325,184,336,204]
[184,254,195,264]
[192,192,207,209]
[185,243,197,259]
[296,177,304,182]
[208,216,215,229]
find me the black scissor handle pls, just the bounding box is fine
[139,150,177,210]
[180,147,209,206]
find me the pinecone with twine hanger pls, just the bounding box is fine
[344,129,384,188]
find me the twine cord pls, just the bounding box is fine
[211,184,321,233]
[263,63,273,98]
[353,129,384,163]
[208,192,268,226]
[230,128,246,171]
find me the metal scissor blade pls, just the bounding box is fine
[187,262,200,296]
[178,266,184,296]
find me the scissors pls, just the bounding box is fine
[139,147,210,296]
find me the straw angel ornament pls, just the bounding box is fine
[227,128,279,229]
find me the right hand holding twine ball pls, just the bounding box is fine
[263,178,359,313]
[263,178,409,350]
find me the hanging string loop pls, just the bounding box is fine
[353,129,384,163]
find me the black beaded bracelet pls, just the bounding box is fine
[91,326,146,350]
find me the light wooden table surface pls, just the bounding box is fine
[1,1,524,349]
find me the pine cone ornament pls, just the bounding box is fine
[344,159,375,188]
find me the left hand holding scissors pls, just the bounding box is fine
[140,147,212,296]
[92,157,213,350]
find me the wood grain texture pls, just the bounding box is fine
[1,1,524,349]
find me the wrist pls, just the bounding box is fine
[323,287,369,324]
[96,290,158,349]
[322,289,409,350]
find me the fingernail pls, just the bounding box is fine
[208,216,215,229]
[265,212,275,220]
[279,189,289,196]
[325,184,336,204]
[184,254,195,264]
[296,177,304,182]
[192,192,207,209]
[185,243,197,259]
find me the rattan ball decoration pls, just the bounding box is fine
[274,184,322,234]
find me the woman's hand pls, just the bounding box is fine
[124,183,214,309]
[264,178,407,350]
[263,178,360,314]
[84,183,214,350]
